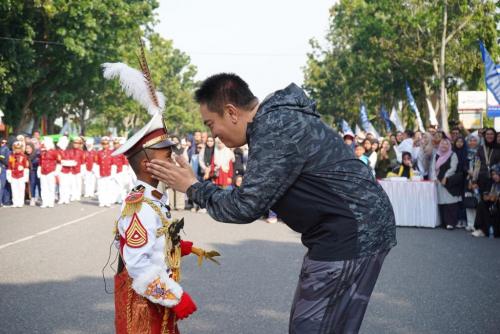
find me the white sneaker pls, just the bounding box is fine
[472,230,485,237]
[190,208,197,213]
[198,208,207,214]
[446,225,454,230]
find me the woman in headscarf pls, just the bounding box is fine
[453,136,468,228]
[375,139,397,179]
[472,164,500,237]
[464,134,481,231]
[416,132,434,179]
[389,151,416,179]
[476,128,500,193]
[429,137,462,230]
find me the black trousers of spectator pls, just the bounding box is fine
[438,203,459,228]
[474,201,500,237]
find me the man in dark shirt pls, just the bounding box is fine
[147,73,396,333]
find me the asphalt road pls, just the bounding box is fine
[0,201,499,334]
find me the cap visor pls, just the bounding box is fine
[147,140,175,149]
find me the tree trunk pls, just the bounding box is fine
[439,0,449,133]
[15,86,34,134]
[80,108,87,135]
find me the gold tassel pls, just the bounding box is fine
[121,201,143,217]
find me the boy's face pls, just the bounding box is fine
[354,146,364,157]
[149,147,173,163]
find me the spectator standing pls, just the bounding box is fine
[199,136,215,180]
[465,134,481,231]
[188,143,204,212]
[362,139,377,168]
[25,142,41,206]
[0,138,12,206]
[453,136,468,228]
[430,138,462,230]
[472,164,500,237]
[233,146,245,176]
[375,139,397,179]
[476,128,500,194]
[210,138,234,189]
[416,133,434,179]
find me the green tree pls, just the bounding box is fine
[304,0,498,132]
[0,0,159,134]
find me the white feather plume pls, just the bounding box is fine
[101,62,165,116]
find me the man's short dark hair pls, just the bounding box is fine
[194,73,258,115]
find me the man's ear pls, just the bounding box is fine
[224,104,239,124]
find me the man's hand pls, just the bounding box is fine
[146,156,198,193]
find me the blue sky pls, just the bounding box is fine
[155,0,335,100]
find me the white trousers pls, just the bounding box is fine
[83,170,96,197]
[40,173,56,207]
[71,173,82,201]
[58,173,72,204]
[10,178,26,207]
[97,176,114,206]
[466,208,476,230]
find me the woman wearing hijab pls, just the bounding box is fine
[476,128,500,194]
[375,139,397,179]
[453,136,468,228]
[464,134,481,231]
[429,138,462,230]
[389,151,416,179]
[472,164,500,237]
[417,132,434,179]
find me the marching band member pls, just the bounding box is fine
[95,136,115,207]
[83,138,97,198]
[7,141,29,208]
[57,136,74,205]
[38,137,60,208]
[103,57,220,334]
[70,137,85,201]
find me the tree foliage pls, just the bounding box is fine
[0,0,202,136]
[303,0,498,132]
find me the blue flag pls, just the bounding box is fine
[405,82,425,131]
[359,104,380,138]
[379,105,391,132]
[360,104,371,131]
[479,41,500,117]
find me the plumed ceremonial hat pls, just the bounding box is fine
[102,40,173,158]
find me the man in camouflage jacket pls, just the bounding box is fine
[147,73,396,333]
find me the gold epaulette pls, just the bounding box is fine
[121,186,146,217]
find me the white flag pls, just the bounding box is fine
[426,98,439,126]
[390,106,405,132]
[355,124,365,138]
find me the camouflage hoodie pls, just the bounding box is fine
[189,83,396,260]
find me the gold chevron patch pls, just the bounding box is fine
[125,213,148,248]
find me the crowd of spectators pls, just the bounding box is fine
[2,124,498,233]
[344,124,500,237]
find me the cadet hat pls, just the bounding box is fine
[102,41,173,158]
